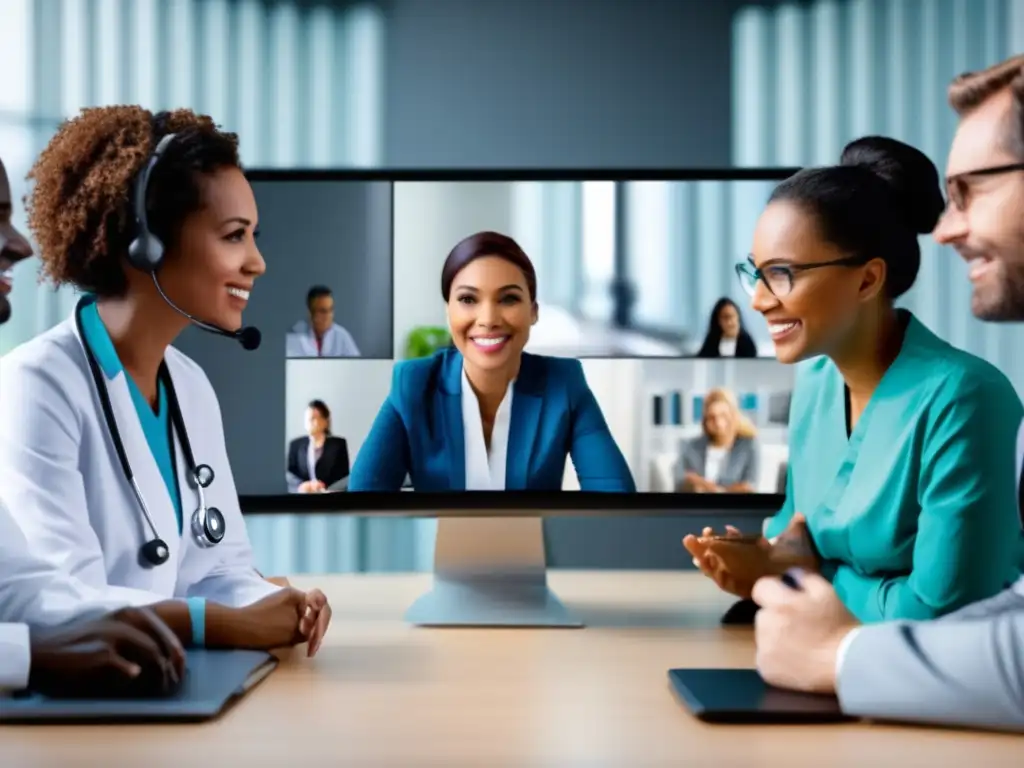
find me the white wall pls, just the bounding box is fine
[284,359,394,463]
[392,181,515,357]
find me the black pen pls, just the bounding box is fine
[780,569,804,590]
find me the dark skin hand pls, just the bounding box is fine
[28,607,186,698]
[213,587,332,657]
[682,513,820,599]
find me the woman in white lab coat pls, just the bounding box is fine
[0,106,330,653]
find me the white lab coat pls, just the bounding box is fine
[0,313,280,611]
[285,320,361,358]
[0,497,129,691]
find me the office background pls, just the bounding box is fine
[184,179,393,501]
[392,180,780,359]
[1,0,1022,575]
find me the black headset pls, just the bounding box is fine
[127,132,177,273]
[125,131,261,350]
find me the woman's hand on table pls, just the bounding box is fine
[682,514,820,599]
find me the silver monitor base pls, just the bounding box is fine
[404,516,583,628]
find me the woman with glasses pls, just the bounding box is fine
[684,136,1024,623]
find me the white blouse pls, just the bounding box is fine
[461,368,514,491]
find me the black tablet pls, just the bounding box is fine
[667,668,851,724]
[1,650,277,724]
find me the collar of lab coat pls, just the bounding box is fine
[78,297,122,380]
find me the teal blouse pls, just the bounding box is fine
[765,312,1024,622]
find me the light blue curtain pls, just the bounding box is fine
[732,0,1024,390]
[0,0,388,575]
[619,180,780,353]
[2,0,384,356]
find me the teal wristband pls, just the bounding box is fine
[186,597,207,647]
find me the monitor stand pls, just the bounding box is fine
[404,516,583,628]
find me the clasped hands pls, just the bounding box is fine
[228,586,332,657]
[682,513,820,599]
[681,472,753,495]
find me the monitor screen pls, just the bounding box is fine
[179,171,797,501]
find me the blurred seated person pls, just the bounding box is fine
[675,388,761,493]
[286,285,360,358]
[349,232,636,492]
[695,298,758,358]
[287,400,350,493]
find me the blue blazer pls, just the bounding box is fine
[349,348,636,492]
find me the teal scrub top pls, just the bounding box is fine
[79,298,183,533]
[766,311,1024,623]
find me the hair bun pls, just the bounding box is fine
[839,136,945,234]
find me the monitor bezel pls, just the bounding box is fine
[244,166,799,515]
[240,490,785,515]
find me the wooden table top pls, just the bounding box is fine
[2,571,1020,767]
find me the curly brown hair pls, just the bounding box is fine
[26,106,242,297]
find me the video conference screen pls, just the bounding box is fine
[204,173,796,497]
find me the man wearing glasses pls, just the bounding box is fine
[753,54,1024,732]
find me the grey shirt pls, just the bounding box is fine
[836,418,1024,732]
[673,435,760,490]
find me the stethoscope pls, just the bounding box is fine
[75,299,226,568]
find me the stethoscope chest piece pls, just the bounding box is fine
[140,537,171,567]
[191,463,226,547]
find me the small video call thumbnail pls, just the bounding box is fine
[247,177,394,360]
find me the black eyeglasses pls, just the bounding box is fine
[946,162,1024,211]
[735,256,865,298]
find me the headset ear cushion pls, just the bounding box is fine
[128,234,163,272]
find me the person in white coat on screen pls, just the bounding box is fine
[285,284,361,358]
[0,107,331,653]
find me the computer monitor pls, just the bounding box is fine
[181,169,799,627]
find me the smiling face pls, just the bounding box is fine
[0,157,34,320]
[748,200,886,364]
[446,255,537,374]
[933,90,1024,321]
[156,166,265,331]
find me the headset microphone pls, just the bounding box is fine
[150,272,262,350]
[127,131,262,352]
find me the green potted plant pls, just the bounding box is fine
[404,326,451,359]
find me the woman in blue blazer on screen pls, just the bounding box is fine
[349,231,636,492]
